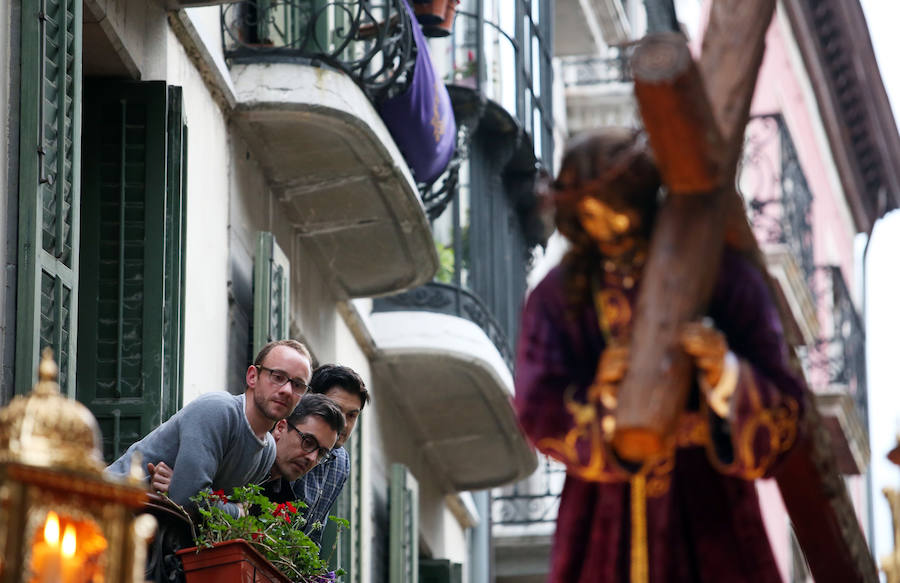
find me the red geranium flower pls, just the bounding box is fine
[212,489,228,503]
[286,502,297,514]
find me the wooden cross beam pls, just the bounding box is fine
[609,1,878,581]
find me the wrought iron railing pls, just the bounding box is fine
[492,455,566,526]
[560,50,633,87]
[807,265,868,429]
[221,0,416,101]
[739,114,815,285]
[372,281,514,370]
[418,123,469,219]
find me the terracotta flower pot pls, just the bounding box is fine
[423,0,460,38]
[177,539,290,583]
[414,0,449,26]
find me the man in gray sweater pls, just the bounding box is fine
[106,339,313,515]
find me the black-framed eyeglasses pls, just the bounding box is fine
[286,423,332,464]
[256,365,309,394]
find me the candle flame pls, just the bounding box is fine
[43,512,60,545]
[61,525,76,558]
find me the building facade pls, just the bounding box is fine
[0,0,555,581]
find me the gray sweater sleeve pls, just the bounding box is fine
[107,393,272,518]
[166,396,234,508]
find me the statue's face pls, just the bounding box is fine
[576,196,643,257]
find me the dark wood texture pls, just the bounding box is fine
[614,35,727,461]
[614,0,878,579]
[699,0,775,258]
[630,34,723,193]
[774,390,880,582]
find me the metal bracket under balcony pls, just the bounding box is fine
[764,246,819,347]
[369,284,536,492]
[815,390,870,474]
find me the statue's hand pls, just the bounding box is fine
[589,343,629,410]
[679,320,728,387]
[598,343,629,384]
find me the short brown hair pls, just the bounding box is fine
[287,393,346,435]
[253,340,312,368]
[309,364,369,410]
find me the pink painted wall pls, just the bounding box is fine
[752,9,858,278]
[743,8,868,580]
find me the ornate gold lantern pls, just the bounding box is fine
[0,349,155,582]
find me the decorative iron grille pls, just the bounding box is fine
[806,265,868,429]
[492,455,566,526]
[560,49,633,87]
[419,124,470,220]
[371,281,514,370]
[221,0,416,101]
[739,114,815,285]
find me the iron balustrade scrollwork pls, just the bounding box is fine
[419,124,470,220]
[492,455,566,526]
[372,281,514,370]
[221,0,416,102]
[806,265,868,429]
[560,49,634,87]
[739,114,815,286]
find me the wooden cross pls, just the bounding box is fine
[610,1,878,581]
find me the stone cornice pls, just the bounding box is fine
[783,0,900,232]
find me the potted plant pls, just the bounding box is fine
[422,0,461,38]
[414,0,449,26]
[451,50,478,87]
[176,485,346,582]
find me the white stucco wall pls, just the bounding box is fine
[162,26,232,401]
[81,4,470,576]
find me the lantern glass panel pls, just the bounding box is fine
[27,510,108,583]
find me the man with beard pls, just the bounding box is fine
[262,392,345,497]
[106,339,313,517]
[150,393,345,501]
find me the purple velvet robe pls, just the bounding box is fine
[514,249,805,583]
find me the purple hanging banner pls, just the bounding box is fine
[379,0,456,184]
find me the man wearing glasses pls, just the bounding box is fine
[106,339,313,517]
[292,364,368,543]
[262,393,345,500]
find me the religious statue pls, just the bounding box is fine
[514,128,805,583]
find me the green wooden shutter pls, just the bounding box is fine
[16,0,83,396]
[341,424,363,582]
[77,81,185,462]
[419,559,462,583]
[253,232,290,356]
[390,463,419,583]
[163,87,188,422]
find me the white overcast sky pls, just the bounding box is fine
[859,0,900,568]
